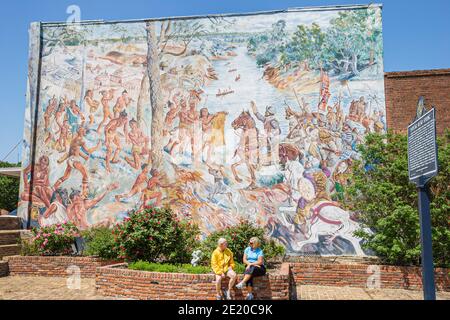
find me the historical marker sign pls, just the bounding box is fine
[408,101,438,300]
[407,108,438,185]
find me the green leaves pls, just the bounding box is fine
[0,161,20,212]
[345,131,450,267]
[128,260,246,274]
[82,226,116,259]
[111,207,200,263]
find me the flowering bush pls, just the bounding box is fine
[30,222,80,256]
[199,220,285,264]
[112,207,200,263]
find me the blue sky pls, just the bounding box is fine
[0,0,449,162]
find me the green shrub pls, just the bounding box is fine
[20,237,39,256]
[128,261,211,274]
[345,131,450,267]
[0,161,20,212]
[30,222,80,256]
[199,220,285,264]
[81,226,116,259]
[128,260,246,274]
[112,207,200,263]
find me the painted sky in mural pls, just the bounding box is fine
[19,6,386,255]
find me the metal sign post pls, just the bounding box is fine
[407,102,438,300]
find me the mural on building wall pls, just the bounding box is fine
[19,5,386,255]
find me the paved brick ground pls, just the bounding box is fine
[0,276,108,300]
[1,276,449,300]
[297,285,450,300]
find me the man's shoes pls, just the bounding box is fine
[245,293,254,300]
[216,295,222,300]
[225,290,232,300]
[235,281,245,289]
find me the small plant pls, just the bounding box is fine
[31,221,80,256]
[20,237,39,256]
[128,261,211,274]
[81,226,116,259]
[128,260,246,274]
[199,220,285,264]
[112,207,200,263]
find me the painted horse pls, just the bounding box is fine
[279,143,315,207]
[231,110,259,189]
[291,200,366,256]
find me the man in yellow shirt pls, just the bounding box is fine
[211,238,237,300]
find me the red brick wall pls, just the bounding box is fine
[290,262,450,291]
[4,256,118,278]
[384,69,450,135]
[96,263,291,300]
[0,231,21,245]
[0,245,20,259]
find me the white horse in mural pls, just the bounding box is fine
[292,200,366,256]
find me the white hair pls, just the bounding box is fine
[218,238,227,245]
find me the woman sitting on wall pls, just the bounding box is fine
[235,237,266,300]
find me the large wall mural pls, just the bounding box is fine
[19,5,386,255]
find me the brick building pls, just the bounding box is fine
[384,68,450,135]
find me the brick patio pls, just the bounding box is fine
[1,275,449,300]
[296,285,450,300]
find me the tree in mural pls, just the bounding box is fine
[247,19,288,67]
[287,23,326,70]
[248,8,382,77]
[325,9,381,76]
[145,22,165,170]
[139,19,222,171]
[41,26,84,57]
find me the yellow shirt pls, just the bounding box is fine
[211,247,235,275]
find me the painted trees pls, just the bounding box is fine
[289,23,326,70]
[138,19,216,170]
[248,8,383,77]
[145,22,165,170]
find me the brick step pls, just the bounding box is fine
[0,244,21,259]
[0,216,22,231]
[0,260,8,277]
[0,230,22,245]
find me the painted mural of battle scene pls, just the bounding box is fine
[19,7,386,255]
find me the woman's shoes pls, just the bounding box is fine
[225,290,232,300]
[235,281,245,289]
[216,295,222,300]
[245,293,254,300]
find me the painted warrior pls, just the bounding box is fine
[112,90,132,118]
[104,111,129,173]
[67,99,85,134]
[66,182,119,229]
[97,89,115,133]
[84,89,100,125]
[140,169,172,208]
[115,164,149,202]
[20,155,53,209]
[163,100,181,155]
[54,126,100,197]
[251,101,281,166]
[125,119,149,170]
